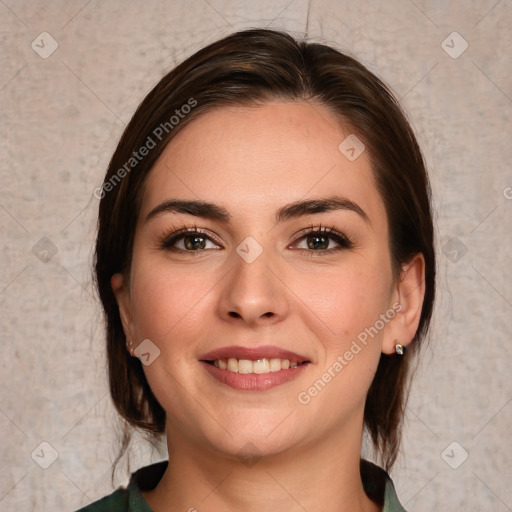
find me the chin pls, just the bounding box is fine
[198,420,303,462]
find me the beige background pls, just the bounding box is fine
[1,1,511,511]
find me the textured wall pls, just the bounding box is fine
[0,1,511,511]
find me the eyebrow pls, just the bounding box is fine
[145,196,370,225]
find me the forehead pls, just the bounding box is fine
[139,101,385,225]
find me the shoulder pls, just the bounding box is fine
[73,487,129,511]
[72,461,167,512]
[361,459,408,512]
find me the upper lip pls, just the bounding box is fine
[199,345,310,363]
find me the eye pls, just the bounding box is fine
[292,224,354,254]
[158,223,354,255]
[159,225,222,252]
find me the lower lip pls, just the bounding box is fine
[200,361,310,391]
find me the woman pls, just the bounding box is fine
[78,28,435,512]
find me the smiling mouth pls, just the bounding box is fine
[204,358,310,374]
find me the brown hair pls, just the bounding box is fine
[94,28,435,475]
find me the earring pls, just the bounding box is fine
[126,340,135,357]
[395,343,406,356]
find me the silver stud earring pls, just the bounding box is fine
[126,340,135,357]
[395,343,406,355]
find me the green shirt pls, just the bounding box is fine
[75,459,407,511]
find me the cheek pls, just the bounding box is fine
[129,260,211,342]
[291,262,392,346]
[291,265,391,419]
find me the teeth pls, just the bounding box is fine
[227,358,239,372]
[269,358,282,372]
[253,359,270,374]
[238,359,253,374]
[210,358,305,374]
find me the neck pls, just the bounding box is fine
[143,417,380,512]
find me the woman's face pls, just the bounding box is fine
[113,101,404,458]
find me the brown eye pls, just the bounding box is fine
[182,234,207,250]
[293,226,353,253]
[305,233,331,250]
[160,228,221,252]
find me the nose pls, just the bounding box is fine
[217,244,290,327]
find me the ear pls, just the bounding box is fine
[111,273,135,343]
[382,254,426,355]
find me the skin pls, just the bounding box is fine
[112,101,425,512]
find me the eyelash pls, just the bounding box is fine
[157,222,354,255]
